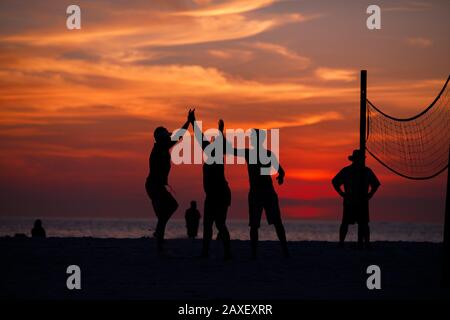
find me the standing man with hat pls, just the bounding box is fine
[332,149,380,249]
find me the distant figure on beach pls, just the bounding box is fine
[31,219,46,238]
[229,128,289,259]
[185,201,201,239]
[191,113,232,260]
[332,149,380,249]
[145,109,195,252]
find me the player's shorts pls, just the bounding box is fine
[204,182,231,208]
[342,199,369,225]
[248,189,282,228]
[145,179,178,220]
[203,183,231,225]
[204,196,228,226]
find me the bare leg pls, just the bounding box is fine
[216,222,231,260]
[155,217,168,252]
[274,223,289,258]
[155,203,177,253]
[201,216,213,258]
[339,223,348,246]
[213,205,231,260]
[364,224,371,249]
[357,223,364,249]
[250,226,259,259]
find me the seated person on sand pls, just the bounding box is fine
[31,219,46,238]
[185,201,201,239]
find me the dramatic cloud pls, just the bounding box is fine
[315,68,357,82]
[0,0,449,222]
[176,0,277,17]
[250,42,310,69]
[1,1,307,49]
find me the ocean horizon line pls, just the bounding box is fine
[0,217,444,242]
[0,216,444,225]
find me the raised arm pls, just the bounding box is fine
[219,119,247,158]
[170,108,195,148]
[191,111,209,151]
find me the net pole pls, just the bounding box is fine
[358,70,367,244]
[443,144,450,287]
[360,70,367,162]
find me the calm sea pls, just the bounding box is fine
[0,217,443,242]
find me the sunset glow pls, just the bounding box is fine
[0,0,449,222]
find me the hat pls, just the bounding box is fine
[348,149,365,161]
[153,126,171,141]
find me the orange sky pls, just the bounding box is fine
[0,0,449,222]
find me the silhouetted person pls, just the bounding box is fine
[229,128,289,259]
[145,109,194,252]
[191,114,232,260]
[332,149,380,249]
[31,219,46,238]
[185,201,201,239]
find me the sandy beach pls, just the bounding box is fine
[1,237,449,300]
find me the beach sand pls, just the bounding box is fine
[1,237,449,300]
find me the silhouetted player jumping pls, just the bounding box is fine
[191,114,232,260]
[145,109,194,252]
[332,149,380,249]
[230,128,289,259]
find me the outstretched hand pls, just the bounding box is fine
[188,108,196,124]
[276,174,284,185]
